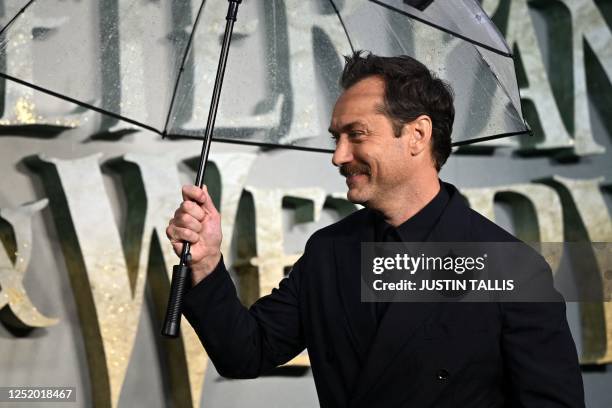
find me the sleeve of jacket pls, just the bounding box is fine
[181,255,306,379]
[500,256,585,407]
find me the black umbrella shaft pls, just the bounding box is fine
[179,7,237,263]
[162,0,242,339]
[193,2,240,189]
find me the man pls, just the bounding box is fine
[166,51,584,407]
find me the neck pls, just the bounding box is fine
[375,176,441,227]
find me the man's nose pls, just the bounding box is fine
[332,137,353,167]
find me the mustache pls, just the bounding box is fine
[339,163,371,177]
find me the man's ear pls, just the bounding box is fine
[403,115,432,155]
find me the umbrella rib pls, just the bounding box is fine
[161,0,208,138]
[166,129,531,151]
[165,133,336,153]
[0,72,162,136]
[327,0,355,53]
[451,129,532,147]
[472,45,528,131]
[0,67,530,148]
[0,0,36,36]
[369,0,513,58]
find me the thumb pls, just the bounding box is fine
[200,185,219,215]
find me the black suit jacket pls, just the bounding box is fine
[183,182,584,407]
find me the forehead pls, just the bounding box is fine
[331,76,386,124]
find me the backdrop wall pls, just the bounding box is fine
[0,0,610,407]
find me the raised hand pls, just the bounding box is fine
[166,185,223,285]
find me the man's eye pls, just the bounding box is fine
[330,135,339,143]
[349,131,364,138]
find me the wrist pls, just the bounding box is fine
[190,252,222,285]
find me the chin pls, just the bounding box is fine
[346,190,369,206]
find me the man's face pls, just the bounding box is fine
[329,76,417,209]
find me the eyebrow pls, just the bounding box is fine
[328,121,368,136]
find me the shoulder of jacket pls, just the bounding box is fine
[466,207,520,243]
[466,208,551,271]
[306,208,369,246]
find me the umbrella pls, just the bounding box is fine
[1,0,528,147]
[0,0,530,336]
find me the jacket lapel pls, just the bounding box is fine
[350,182,473,400]
[334,213,378,365]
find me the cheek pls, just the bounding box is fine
[379,155,409,181]
[353,150,374,170]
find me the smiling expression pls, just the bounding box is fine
[329,76,423,210]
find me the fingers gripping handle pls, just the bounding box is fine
[162,263,191,338]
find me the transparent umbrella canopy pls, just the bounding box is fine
[0,0,528,151]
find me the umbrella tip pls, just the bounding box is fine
[524,120,533,137]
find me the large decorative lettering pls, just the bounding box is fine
[0,199,58,331]
[0,2,82,131]
[540,176,612,364]
[484,0,609,156]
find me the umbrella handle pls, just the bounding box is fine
[162,0,243,339]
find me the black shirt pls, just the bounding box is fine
[372,180,450,324]
[373,180,450,243]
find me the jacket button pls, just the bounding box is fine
[436,369,450,380]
